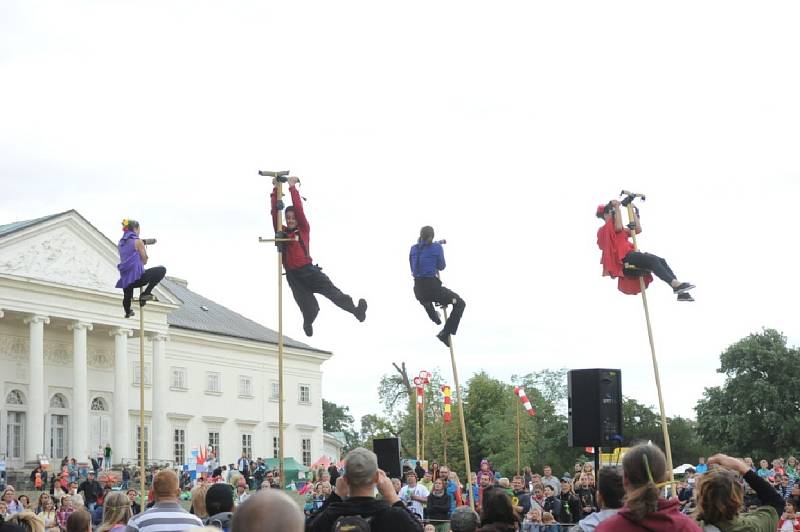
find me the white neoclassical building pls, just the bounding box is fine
[0,210,337,471]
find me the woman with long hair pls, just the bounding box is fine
[6,511,45,532]
[96,492,132,532]
[478,487,518,532]
[596,443,700,531]
[694,453,784,531]
[36,496,58,532]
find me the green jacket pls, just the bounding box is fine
[696,506,778,532]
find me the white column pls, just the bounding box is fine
[110,328,132,465]
[150,334,168,461]
[24,314,49,462]
[69,321,93,464]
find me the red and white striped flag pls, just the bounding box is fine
[514,386,536,416]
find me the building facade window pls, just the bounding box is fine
[132,362,152,386]
[301,438,311,467]
[239,376,253,397]
[174,429,186,464]
[208,431,220,460]
[242,434,252,459]
[206,373,221,394]
[136,425,149,464]
[269,382,279,402]
[298,384,311,404]
[171,368,188,390]
[272,436,279,459]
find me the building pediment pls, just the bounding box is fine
[0,212,121,292]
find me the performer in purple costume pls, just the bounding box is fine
[115,219,166,318]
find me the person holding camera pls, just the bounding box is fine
[270,177,367,337]
[409,225,466,347]
[115,219,166,318]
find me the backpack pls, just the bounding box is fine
[331,514,373,532]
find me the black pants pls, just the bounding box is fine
[413,277,466,336]
[286,264,357,326]
[122,266,167,311]
[624,252,676,285]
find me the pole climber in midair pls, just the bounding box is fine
[596,197,695,301]
[270,176,367,337]
[115,219,166,318]
[409,226,466,347]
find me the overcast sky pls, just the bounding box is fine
[2,1,799,429]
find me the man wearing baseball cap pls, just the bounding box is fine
[307,447,422,532]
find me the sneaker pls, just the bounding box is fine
[354,299,367,322]
[303,322,313,337]
[677,292,695,302]
[432,312,442,326]
[124,309,135,318]
[437,330,451,347]
[672,282,696,294]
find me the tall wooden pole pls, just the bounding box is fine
[138,288,146,510]
[443,419,447,465]
[442,306,474,510]
[516,403,521,476]
[421,386,425,463]
[415,401,420,461]
[625,200,676,496]
[258,170,291,488]
[276,181,286,488]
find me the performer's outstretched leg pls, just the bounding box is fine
[624,251,693,296]
[287,269,320,337]
[301,264,367,322]
[138,266,167,305]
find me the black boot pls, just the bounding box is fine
[436,330,451,347]
[354,299,368,322]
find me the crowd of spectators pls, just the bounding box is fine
[2,447,799,532]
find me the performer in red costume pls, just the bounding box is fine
[271,176,367,336]
[596,200,695,301]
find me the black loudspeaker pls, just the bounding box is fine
[372,437,402,479]
[568,369,623,448]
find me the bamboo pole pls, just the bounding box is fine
[421,385,425,463]
[624,201,676,496]
[415,399,420,461]
[443,418,447,465]
[276,181,285,488]
[516,403,521,476]
[442,306,474,510]
[138,288,146,510]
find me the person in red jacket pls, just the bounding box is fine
[270,176,367,337]
[596,200,695,301]
[596,443,701,532]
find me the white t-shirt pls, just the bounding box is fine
[398,483,429,518]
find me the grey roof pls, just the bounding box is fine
[0,211,72,238]
[162,277,329,353]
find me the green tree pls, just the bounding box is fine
[322,399,359,451]
[695,329,800,458]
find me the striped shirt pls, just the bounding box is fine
[126,501,203,532]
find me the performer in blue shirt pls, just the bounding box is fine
[409,226,466,347]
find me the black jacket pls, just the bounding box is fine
[307,493,423,532]
[78,479,102,502]
[426,492,451,521]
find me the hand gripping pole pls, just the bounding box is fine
[622,191,676,496]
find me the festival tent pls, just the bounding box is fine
[263,457,309,488]
[672,463,695,475]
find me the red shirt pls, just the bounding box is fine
[596,498,701,532]
[271,185,312,270]
[597,218,651,295]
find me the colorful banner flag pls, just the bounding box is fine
[442,385,452,423]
